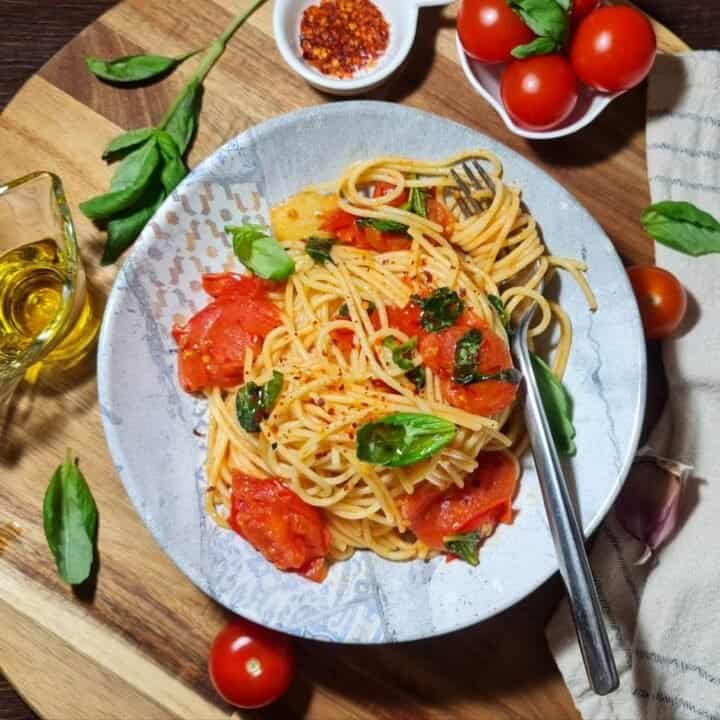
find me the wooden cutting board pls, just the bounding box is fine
[0,2,687,718]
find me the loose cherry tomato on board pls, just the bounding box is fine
[501,55,578,131]
[570,6,656,92]
[209,617,294,709]
[569,0,599,26]
[627,265,687,340]
[457,0,534,64]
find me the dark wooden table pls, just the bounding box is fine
[0,2,717,719]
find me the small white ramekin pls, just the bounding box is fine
[273,0,454,96]
[455,33,625,140]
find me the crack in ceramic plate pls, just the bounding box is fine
[97,101,646,643]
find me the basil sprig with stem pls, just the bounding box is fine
[356,413,456,467]
[43,450,98,585]
[81,0,269,265]
[508,0,570,59]
[226,223,295,281]
[86,50,200,84]
[641,201,720,256]
[236,371,284,432]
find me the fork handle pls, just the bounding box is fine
[515,350,619,696]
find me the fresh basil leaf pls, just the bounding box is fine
[511,35,559,58]
[43,450,98,585]
[226,223,295,281]
[163,78,202,156]
[409,187,427,218]
[444,531,482,566]
[453,329,483,385]
[236,371,284,433]
[405,365,426,391]
[102,185,165,265]
[530,352,576,456]
[488,294,510,332]
[366,301,377,315]
[641,200,720,256]
[306,236,335,264]
[556,0,570,10]
[356,412,456,467]
[508,0,569,43]
[337,303,350,318]
[102,127,156,160]
[413,287,464,332]
[357,218,408,233]
[80,138,160,220]
[263,370,284,411]
[383,336,417,371]
[156,131,187,194]
[86,53,188,84]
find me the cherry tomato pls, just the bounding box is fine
[501,55,578,131]
[230,474,330,582]
[569,0,599,26]
[172,273,281,393]
[209,617,294,709]
[627,265,686,340]
[570,6,656,92]
[400,450,519,549]
[457,0,534,64]
[372,181,409,207]
[427,196,455,237]
[386,302,423,339]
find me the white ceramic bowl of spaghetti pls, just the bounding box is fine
[456,33,624,140]
[273,0,454,96]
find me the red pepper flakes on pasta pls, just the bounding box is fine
[299,0,390,79]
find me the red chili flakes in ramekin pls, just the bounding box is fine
[299,0,390,79]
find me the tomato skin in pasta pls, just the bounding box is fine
[229,474,330,583]
[399,451,519,549]
[172,273,281,393]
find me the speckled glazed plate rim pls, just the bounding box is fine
[98,101,646,644]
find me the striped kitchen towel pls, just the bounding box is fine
[547,51,720,720]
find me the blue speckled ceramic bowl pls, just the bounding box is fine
[97,102,645,643]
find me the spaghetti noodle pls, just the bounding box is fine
[175,150,596,579]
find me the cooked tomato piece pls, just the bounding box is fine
[400,451,519,549]
[419,311,517,416]
[372,181,409,207]
[330,328,355,354]
[386,302,423,338]
[229,474,330,582]
[171,273,281,393]
[320,208,356,233]
[427,196,454,236]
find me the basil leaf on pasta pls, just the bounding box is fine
[356,218,408,233]
[405,365,426,390]
[641,201,720,256]
[43,450,98,585]
[356,413,456,467]
[409,187,427,218]
[444,531,482,566]
[453,329,483,385]
[487,294,510,332]
[413,287,465,332]
[383,336,417,371]
[236,371,284,432]
[306,236,335,264]
[530,352,576,456]
[226,223,295,281]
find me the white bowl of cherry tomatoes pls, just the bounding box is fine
[456,0,657,139]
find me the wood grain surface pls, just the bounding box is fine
[0,1,702,718]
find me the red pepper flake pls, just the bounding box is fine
[300,0,390,79]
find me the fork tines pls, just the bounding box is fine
[451,159,496,218]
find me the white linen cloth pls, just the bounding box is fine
[547,51,720,720]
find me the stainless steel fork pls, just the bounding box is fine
[453,162,619,696]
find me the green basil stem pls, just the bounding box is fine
[159,0,268,131]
